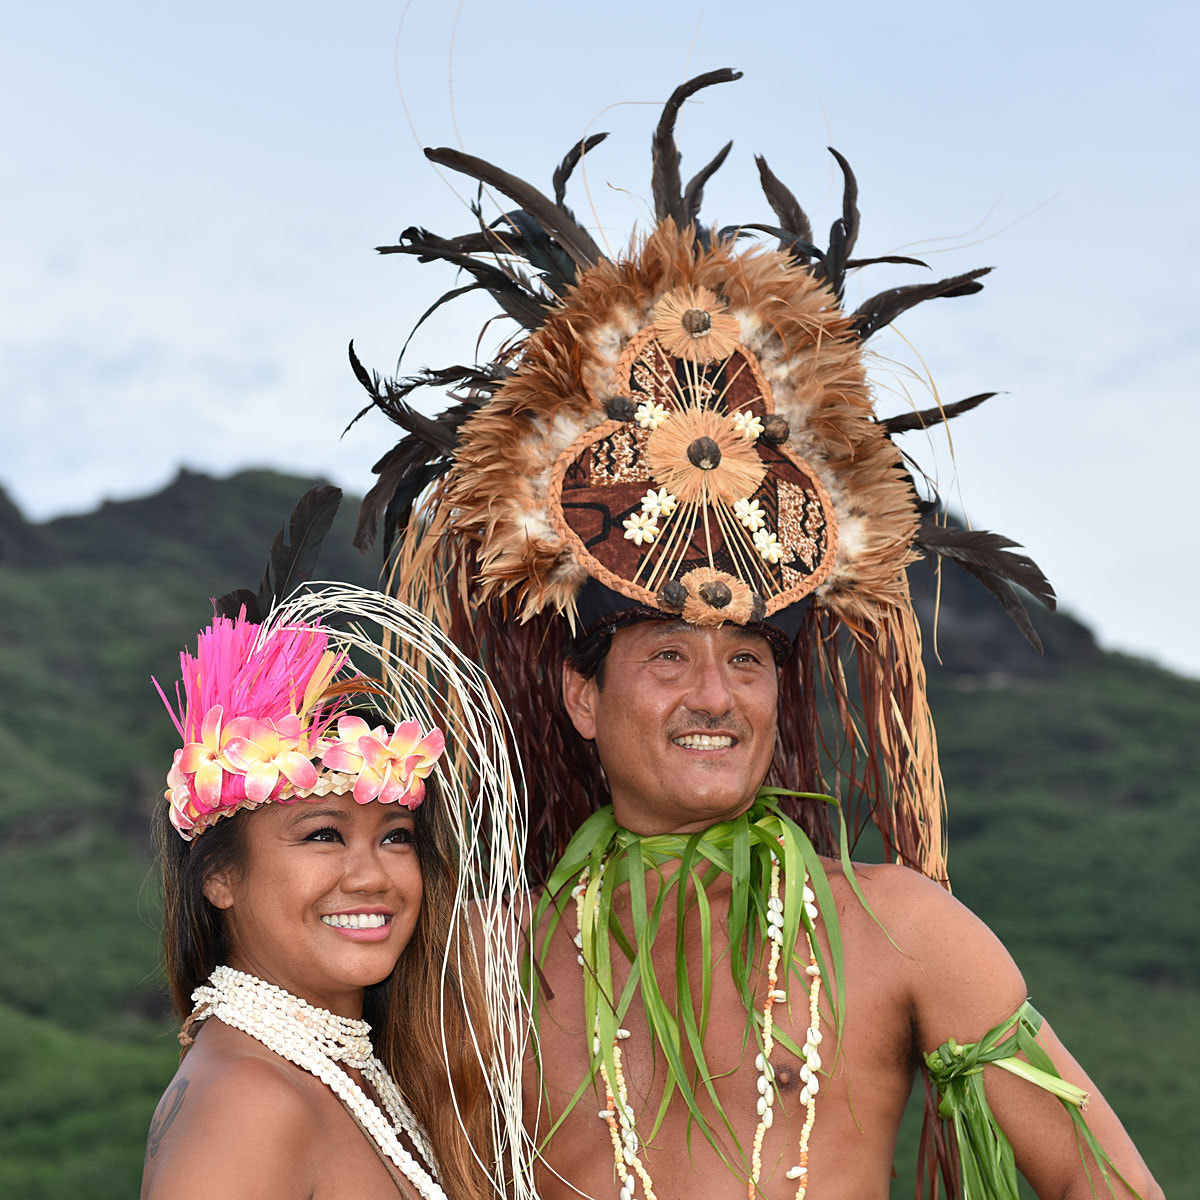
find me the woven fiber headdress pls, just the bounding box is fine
[351,69,1053,886]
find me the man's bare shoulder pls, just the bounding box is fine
[142,1027,316,1199]
[822,858,1028,1046]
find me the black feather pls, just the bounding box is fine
[651,68,742,227]
[735,223,826,263]
[378,228,549,330]
[356,387,487,556]
[553,132,609,209]
[915,524,1056,652]
[828,148,860,260]
[424,147,603,269]
[844,255,929,270]
[882,392,997,436]
[851,268,991,341]
[215,485,343,622]
[396,283,481,367]
[345,345,503,435]
[214,587,259,622]
[754,156,814,248]
[405,228,529,260]
[819,215,848,298]
[347,343,501,551]
[500,209,577,295]
[682,140,733,224]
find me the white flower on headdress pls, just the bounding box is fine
[635,400,669,430]
[732,411,764,441]
[640,487,678,519]
[753,529,784,563]
[623,512,659,546]
[733,497,766,532]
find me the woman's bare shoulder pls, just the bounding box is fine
[141,1026,318,1199]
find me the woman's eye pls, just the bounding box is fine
[305,826,343,843]
[384,827,416,845]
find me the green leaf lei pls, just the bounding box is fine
[525,791,1134,1197]
[925,1002,1131,1199]
[525,793,848,1167]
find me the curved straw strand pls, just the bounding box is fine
[261,584,537,1200]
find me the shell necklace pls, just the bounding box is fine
[189,966,446,1200]
[574,851,823,1200]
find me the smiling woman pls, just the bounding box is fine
[140,587,530,1200]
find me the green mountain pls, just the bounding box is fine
[0,470,1192,1198]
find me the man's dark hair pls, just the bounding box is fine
[563,627,613,688]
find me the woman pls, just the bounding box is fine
[140,586,530,1200]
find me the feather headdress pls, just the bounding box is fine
[351,69,1054,887]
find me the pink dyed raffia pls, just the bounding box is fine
[155,608,444,838]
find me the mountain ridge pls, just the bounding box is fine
[0,468,1193,1197]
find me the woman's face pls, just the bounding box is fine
[204,793,424,1016]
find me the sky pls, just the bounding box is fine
[4,1,1198,676]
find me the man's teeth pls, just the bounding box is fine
[321,913,388,929]
[673,734,734,749]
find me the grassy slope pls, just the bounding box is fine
[887,658,1199,1196]
[0,471,1194,1198]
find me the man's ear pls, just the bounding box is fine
[203,870,236,911]
[561,660,599,741]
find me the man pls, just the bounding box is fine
[352,70,1162,1198]
[522,618,1159,1198]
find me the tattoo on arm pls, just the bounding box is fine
[146,1078,189,1159]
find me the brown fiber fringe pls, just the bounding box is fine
[916,1067,962,1200]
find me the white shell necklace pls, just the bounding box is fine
[190,965,446,1200]
[575,852,823,1200]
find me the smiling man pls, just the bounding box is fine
[353,72,1162,1199]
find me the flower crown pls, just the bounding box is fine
[155,609,444,839]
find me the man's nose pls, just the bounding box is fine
[684,652,735,716]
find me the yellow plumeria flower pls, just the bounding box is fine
[733,497,766,532]
[753,528,784,563]
[622,512,659,546]
[635,400,669,430]
[732,410,764,441]
[641,487,678,519]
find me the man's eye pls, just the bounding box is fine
[654,649,682,662]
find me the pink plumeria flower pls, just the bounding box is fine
[329,718,445,807]
[319,714,385,776]
[222,714,319,804]
[177,704,230,810]
[166,749,201,835]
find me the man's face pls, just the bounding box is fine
[562,621,779,836]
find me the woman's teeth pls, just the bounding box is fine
[322,913,388,929]
[673,734,734,749]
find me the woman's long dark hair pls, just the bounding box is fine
[155,775,495,1200]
